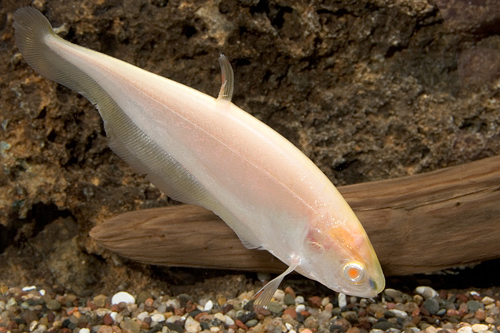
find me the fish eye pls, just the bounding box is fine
[343,262,365,284]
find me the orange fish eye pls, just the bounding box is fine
[343,262,365,283]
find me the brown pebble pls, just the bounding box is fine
[144,298,155,312]
[255,307,271,316]
[111,325,122,333]
[283,308,297,319]
[284,287,296,298]
[475,309,486,320]
[333,318,351,331]
[229,324,238,331]
[459,303,469,316]
[6,321,18,329]
[308,296,322,308]
[301,310,311,318]
[347,327,360,333]
[412,315,421,325]
[447,309,459,316]
[60,328,72,333]
[457,294,469,302]
[236,319,248,330]
[88,301,98,310]
[97,325,113,333]
[47,312,55,322]
[222,304,234,314]
[103,313,114,326]
[110,304,120,312]
[194,312,206,321]
[420,306,430,316]
[185,300,197,313]
[174,307,185,316]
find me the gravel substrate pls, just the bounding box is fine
[1,284,499,333]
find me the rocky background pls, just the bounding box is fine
[0,0,499,297]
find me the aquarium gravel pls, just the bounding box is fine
[0,285,499,333]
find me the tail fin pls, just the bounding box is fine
[13,7,102,106]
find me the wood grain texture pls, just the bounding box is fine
[90,155,500,276]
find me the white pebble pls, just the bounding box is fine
[295,296,305,305]
[457,326,473,333]
[369,329,385,333]
[111,291,135,305]
[6,298,16,310]
[425,326,438,333]
[29,320,38,331]
[137,311,149,321]
[151,313,165,323]
[338,293,347,308]
[166,299,181,308]
[32,325,47,333]
[39,289,46,296]
[95,308,111,317]
[482,296,494,305]
[110,312,118,321]
[415,286,438,299]
[387,329,401,333]
[391,309,408,318]
[214,313,226,322]
[22,286,36,291]
[321,297,330,307]
[204,300,214,311]
[289,330,296,333]
[296,304,306,313]
[210,327,221,332]
[273,289,285,302]
[185,316,201,333]
[471,324,488,333]
[285,323,293,330]
[79,329,90,333]
[166,315,182,323]
[224,315,235,326]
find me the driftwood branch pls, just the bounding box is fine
[90,155,500,276]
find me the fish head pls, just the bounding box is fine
[297,208,385,297]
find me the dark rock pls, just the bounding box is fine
[330,324,345,333]
[423,298,440,315]
[467,300,483,313]
[283,294,295,306]
[237,311,255,323]
[372,321,398,330]
[166,322,184,333]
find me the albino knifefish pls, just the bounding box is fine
[14,7,385,306]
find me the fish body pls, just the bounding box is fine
[14,8,384,303]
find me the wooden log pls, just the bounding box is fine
[90,155,500,276]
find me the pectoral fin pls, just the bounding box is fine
[253,260,299,310]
